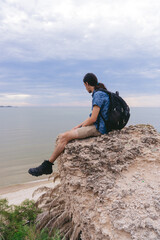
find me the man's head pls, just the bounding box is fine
[83,73,98,93]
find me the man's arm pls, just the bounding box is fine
[82,105,100,127]
[72,106,100,129]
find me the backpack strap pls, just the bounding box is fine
[99,111,106,124]
[97,114,100,130]
[94,88,110,131]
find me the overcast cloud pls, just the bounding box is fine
[0,0,160,106]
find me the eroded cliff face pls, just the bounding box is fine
[36,124,160,240]
[58,124,160,240]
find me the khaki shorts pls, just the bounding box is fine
[75,125,101,139]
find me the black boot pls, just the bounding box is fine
[28,160,53,177]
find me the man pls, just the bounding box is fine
[28,73,110,177]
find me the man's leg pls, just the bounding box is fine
[49,129,78,163]
[28,129,78,176]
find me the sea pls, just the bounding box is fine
[0,107,160,188]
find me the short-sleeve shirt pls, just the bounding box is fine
[91,90,110,134]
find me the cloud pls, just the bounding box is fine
[0,58,160,107]
[1,0,160,61]
[126,94,160,107]
[1,88,160,107]
[104,67,160,79]
[138,69,160,79]
[0,93,31,106]
[0,1,160,107]
[3,93,30,99]
[50,101,91,107]
[0,86,89,106]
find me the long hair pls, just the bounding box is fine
[83,73,107,90]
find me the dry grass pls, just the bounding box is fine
[33,180,81,240]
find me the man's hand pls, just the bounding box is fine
[72,126,81,130]
[71,124,82,130]
[71,105,100,130]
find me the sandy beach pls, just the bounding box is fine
[0,178,58,205]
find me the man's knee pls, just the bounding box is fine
[59,130,78,143]
[56,132,67,145]
[57,131,69,144]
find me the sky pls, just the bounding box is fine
[0,0,160,107]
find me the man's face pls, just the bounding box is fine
[84,82,92,93]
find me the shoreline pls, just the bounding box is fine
[0,178,53,195]
[0,178,58,205]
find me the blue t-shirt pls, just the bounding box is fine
[91,90,110,134]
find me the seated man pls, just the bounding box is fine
[28,73,110,177]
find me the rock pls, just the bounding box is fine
[36,125,160,240]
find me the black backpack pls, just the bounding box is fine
[96,89,130,133]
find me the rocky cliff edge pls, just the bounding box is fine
[36,124,160,240]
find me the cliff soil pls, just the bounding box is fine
[36,125,160,240]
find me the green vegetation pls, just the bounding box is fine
[0,198,61,240]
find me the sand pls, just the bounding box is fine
[0,178,58,205]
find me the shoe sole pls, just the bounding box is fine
[28,169,52,177]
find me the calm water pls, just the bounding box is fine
[0,107,160,188]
